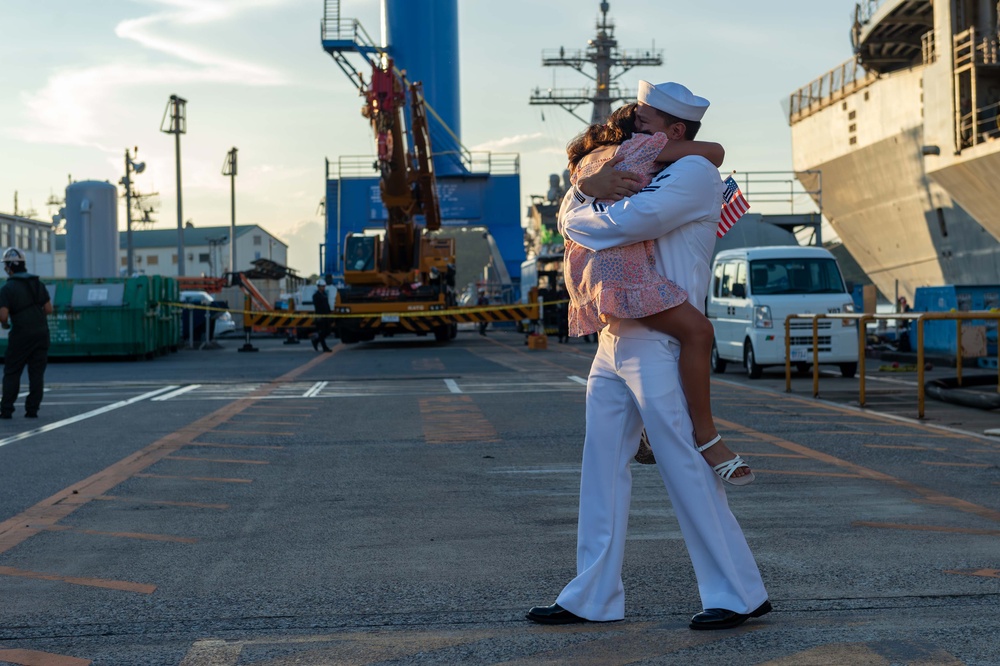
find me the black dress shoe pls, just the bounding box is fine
[25,412,38,418]
[689,600,772,630]
[526,603,588,625]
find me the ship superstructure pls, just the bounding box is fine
[789,0,1000,303]
[529,1,662,125]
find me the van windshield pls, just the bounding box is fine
[749,258,845,295]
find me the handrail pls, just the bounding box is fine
[784,311,1000,418]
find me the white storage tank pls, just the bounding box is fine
[65,180,118,278]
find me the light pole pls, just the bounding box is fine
[120,147,146,276]
[160,94,187,276]
[222,147,238,275]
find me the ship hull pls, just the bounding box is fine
[791,68,1000,301]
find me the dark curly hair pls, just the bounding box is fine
[566,103,638,175]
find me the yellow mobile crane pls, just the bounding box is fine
[333,58,458,344]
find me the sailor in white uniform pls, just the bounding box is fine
[527,81,770,630]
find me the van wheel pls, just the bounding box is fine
[744,342,763,379]
[795,362,811,375]
[710,341,727,373]
[840,362,858,378]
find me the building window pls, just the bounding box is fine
[198,253,210,263]
[253,235,262,246]
[136,255,143,264]
[0,224,7,246]
[39,231,50,253]
[254,251,261,259]
[121,257,127,266]
[147,255,159,265]
[172,254,178,264]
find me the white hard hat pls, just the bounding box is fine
[316,279,326,287]
[2,247,25,264]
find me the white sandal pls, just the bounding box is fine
[696,435,755,486]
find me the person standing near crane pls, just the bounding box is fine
[311,280,334,352]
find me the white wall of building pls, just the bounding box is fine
[55,225,289,280]
[0,215,56,277]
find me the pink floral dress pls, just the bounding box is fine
[564,132,689,336]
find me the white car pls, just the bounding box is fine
[179,290,236,338]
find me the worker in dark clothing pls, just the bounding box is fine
[0,248,52,418]
[477,289,490,336]
[311,280,333,352]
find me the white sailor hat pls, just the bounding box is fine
[637,80,709,122]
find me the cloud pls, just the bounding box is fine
[14,0,292,148]
[469,132,549,152]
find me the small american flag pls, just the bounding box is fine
[718,175,750,238]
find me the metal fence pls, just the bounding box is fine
[784,311,1000,418]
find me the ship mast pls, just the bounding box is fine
[529,1,663,124]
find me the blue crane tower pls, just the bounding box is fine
[320,0,525,294]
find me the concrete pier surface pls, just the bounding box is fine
[0,331,996,665]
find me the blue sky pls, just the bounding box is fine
[0,0,855,274]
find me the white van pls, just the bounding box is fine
[707,246,858,379]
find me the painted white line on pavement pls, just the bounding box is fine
[0,386,178,449]
[569,376,588,385]
[444,379,462,393]
[152,385,202,401]
[303,381,328,398]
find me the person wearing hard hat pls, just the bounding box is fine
[310,280,333,352]
[0,247,53,418]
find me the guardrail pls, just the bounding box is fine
[784,311,1000,418]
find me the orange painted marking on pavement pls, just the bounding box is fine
[134,473,252,484]
[945,568,1000,578]
[716,417,1000,523]
[720,381,986,442]
[755,469,866,479]
[816,430,966,439]
[188,442,284,450]
[854,521,1000,536]
[209,430,294,436]
[40,524,198,543]
[0,565,156,594]
[419,395,499,444]
[920,461,992,468]
[94,495,230,510]
[0,349,337,596]
[0,649,92,666]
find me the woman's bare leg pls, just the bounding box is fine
[637,302,749,479]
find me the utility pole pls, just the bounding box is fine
[161,95,187,275]
[120,147,146,276]
[222,147,238,274]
